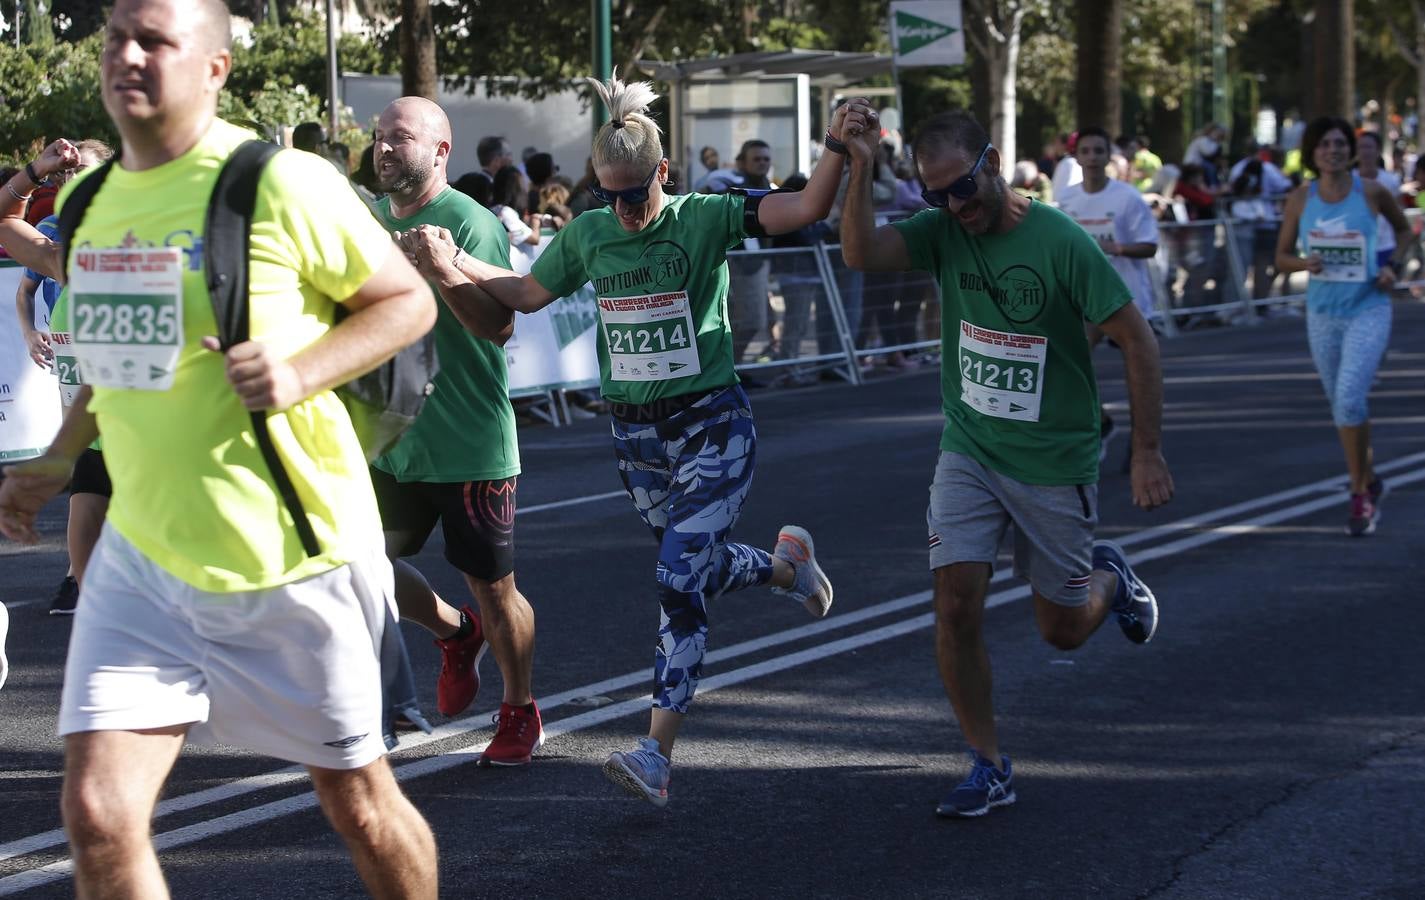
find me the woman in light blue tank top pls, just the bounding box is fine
[1274,117,1411,536]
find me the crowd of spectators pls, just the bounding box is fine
[199,115,1425,377]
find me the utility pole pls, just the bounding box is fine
[592,0,611,134]
[325,0,339,137]
[1211,0,1228,129]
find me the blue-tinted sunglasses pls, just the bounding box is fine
[589,161,662,206]
[921,143,993,207]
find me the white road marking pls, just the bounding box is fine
[515,489,626,516]
[1,460,1422,893]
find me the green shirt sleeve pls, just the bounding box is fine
[891,208,941,273]
[530,216,589,298]
[463,203,512,269]
[716,192,749,250]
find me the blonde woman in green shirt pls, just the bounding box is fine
[441,74,874,806]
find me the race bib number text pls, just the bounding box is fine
[597,290,701,382]
[68,248,184,391]
[957,321,1048,422]
[1307,229,1367,283]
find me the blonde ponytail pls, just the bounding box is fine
[587,71,664,173]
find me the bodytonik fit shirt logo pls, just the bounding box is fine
[592,241,692,295]
[958,265,1048,324]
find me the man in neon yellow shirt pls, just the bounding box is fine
[0,0,439,896]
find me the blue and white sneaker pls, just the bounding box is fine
[936,752,1015,818]
[603,737,670,808]
[1093,540,1158,644]
[771,525,834,618]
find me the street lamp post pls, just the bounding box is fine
[592,0,611,134]
[326,0,340,139]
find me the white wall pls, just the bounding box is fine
[342,75,594,184]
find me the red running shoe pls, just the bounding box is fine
[1347,493,1378,537]
[478,701,544,767]
[434,607,487,716]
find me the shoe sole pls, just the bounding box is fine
[936,789,1017,818]
[435,638,489,717]
[778,525,834,618]
[602,754,669,808]
[0,601,9,690]
[1346,519,1377,537]
[1097,539,1158,644]
[478,728,545,767]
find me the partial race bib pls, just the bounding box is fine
[1306,229,1367,283]
[68,247,184,391]
[50,330,83,408]
[957,321,1047,422]
[1074,216,1117,247]
[597,290,701,382]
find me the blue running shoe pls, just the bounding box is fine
[603,737,670,808]
[1093,540,1158,644]
[937,752,1015,818]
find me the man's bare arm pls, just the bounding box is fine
[1096,303,1174,510]
[840,126,914,273]
[398,225,516,344]
[204,248,436,411]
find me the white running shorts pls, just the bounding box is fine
[59,524,396,770]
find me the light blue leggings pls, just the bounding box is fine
[1306,304,1392,427]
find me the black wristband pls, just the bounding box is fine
[24,161,44,186]
[823,131,848,155]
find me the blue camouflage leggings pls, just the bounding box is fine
[611,384,775,713]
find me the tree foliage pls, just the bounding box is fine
[0,8,392,164]
[427,0,888,99]
[0,33,112,166]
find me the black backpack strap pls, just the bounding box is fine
[205,140,322,558]
[56,159,118,276]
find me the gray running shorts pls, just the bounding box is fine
[927,451,1097,607]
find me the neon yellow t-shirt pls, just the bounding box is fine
[58,119,392,592]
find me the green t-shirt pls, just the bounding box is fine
[530,192,747,404]
[373,188,519,482]
[46,288,101,452]
[892,202,1131,485]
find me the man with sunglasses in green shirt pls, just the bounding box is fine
[840,110,1174,819]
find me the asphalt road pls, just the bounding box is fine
[2,299,1423,899]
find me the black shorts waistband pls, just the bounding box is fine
[608,388,722,425]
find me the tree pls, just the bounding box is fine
[399,0,437,100]
[963,0,1043,166]
[0,11,392,163]
[1384,0,1425,147]
[0,34,112,165]
[1074,0,1121,133]
[1312,0,1354,119]
[21,0,55,46]
[225,8,393,118]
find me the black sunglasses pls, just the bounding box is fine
[921,143,993,208]
[589,161,662,206]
